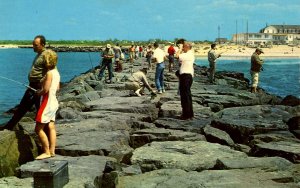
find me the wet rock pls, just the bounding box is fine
[281,95,300,106]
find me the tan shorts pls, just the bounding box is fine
[125,82,140,91]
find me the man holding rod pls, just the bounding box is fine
[208,43,221,84]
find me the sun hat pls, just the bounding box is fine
[256,48,264,53]
[106,44,111,49]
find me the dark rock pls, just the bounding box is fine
[0,130,38,177]
[281,95,300,106]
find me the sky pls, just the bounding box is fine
[0,0,299,41]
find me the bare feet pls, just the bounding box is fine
[50,153,56,157]
[35,153,51,160]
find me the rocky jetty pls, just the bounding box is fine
[0,56,299,188]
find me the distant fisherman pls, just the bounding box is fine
[250,48,264,93]
[208,43,221,84]
[2,35,48,131]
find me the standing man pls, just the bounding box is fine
[98,44,115,83]
[177,41,195,120]
[146,44,153,70]
[208,43,221,83]
[129,45,135,64]
[167,43,176,72]
[152,42,166,94]
[3,35,48,130]
[250,48,264,93]
[114,43,123,72]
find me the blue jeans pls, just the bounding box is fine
[98,59,113,80]
[155,62,165,91]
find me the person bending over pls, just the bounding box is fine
[125,67,155,97]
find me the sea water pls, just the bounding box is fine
[196,57,300,98]
[0,48,100,124]
[0,48,299,124]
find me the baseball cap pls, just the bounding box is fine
[256,48,264,53]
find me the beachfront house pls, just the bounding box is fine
[232,24,300,46]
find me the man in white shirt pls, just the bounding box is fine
[177,41,195,120]
[152,42,166,94]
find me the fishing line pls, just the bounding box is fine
[88,52,94,70]
[0,76,37,92]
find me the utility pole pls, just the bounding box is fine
[246,20,248,46]
[235,20,238,45]
[218,25,220,44]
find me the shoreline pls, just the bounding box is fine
[195,55,300,59]
[1,44,299,58]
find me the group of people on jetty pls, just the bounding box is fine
[0,35,265,160]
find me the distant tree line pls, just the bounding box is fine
[0,39,213,46]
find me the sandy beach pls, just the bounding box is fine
[0,44,19,49]
[192,44,300,58]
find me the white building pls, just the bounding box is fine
[232,25,300,46]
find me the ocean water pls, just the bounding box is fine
[0,48,100,124]
[196,57,300,98]
[0,48,299,124]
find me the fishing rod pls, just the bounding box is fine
[0,76,37,92]
[219,50,229,55]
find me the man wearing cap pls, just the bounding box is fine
[98,44,115,83]
[250,48,264,93]
[208,43,221,83]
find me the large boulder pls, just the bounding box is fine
[212,105,293,143]
[0,130,38,177]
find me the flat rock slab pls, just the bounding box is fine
[251,141,300,163]
[55,118,132,156]
[160,100,213,118]
[130,128,206,148]
[154,117,211,132]
[117,168,298,188]
[215,156,293,171]
[17,155,116,188]
[131,141,247,172]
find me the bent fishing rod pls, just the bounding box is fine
[0,76,37,92]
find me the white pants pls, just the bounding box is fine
[251,71,259,87]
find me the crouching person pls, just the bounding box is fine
[125,67,155,96]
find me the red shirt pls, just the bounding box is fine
[168,46,175,55]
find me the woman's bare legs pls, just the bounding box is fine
[35,123,51,159]
[48,121,56,156]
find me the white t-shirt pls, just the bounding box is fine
[179,50,195,76]
[152,48,165,64]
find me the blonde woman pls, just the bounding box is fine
[35,50,60,160]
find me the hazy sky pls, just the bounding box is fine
[0,0,299,41]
